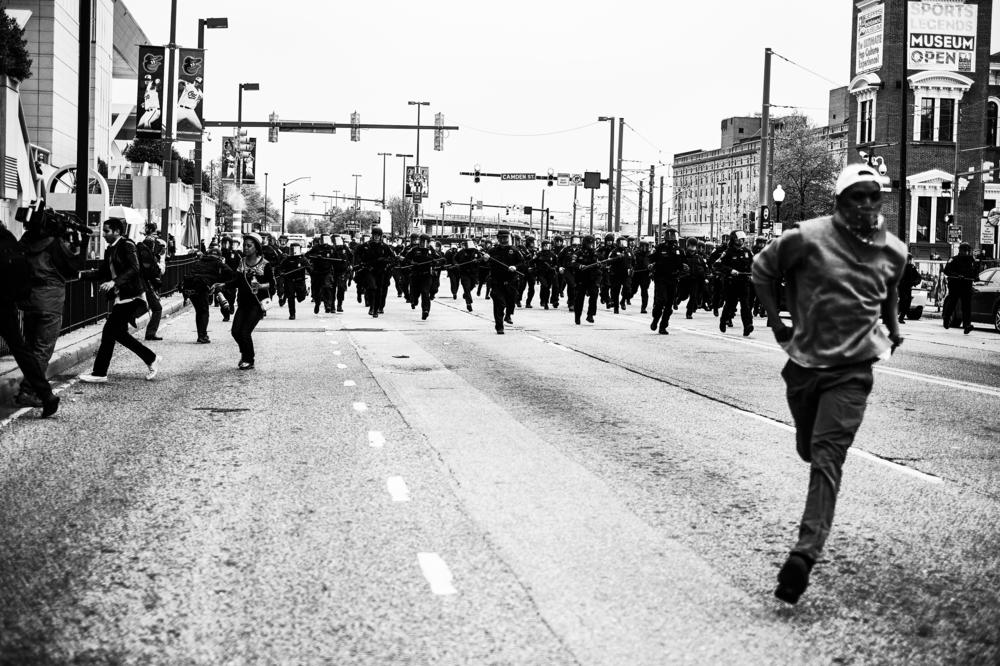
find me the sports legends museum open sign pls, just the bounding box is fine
[908,1,978,72]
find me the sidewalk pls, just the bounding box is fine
[0,294,190,405]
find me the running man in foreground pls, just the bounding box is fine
[751,163,906,605]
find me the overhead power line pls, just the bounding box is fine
[457,120,600,137]
[771,50,841,87]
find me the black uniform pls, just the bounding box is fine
[682,248,709,318]
[898,262,923,323]
[531,248,559,310]
[329,244,353,312]
[306,244,336,313]
[571,246,602,324]
[717,243,756,333]
[942,253,979,330]
[631,246,652,313]
[356,240,397,317]
[558,244,579,309]
[405,245,442,318]
[454,246,483,311]
[487,243,525,333]
[649,242,689,333]
[220,246,242,321]
[444,246,460,298]
[519,243,538,307]
[279,253,311,319]
[597,243,632,314]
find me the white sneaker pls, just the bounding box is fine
[146,357,160,381]
[79,374,108,384]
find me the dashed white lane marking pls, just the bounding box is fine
[336,363,347,369]
[352,402,368,412]
[386,476,411,502]
[333,350,342,356]
[368,430,385,448]
[743,407,943,484]
[343,380,356,387]
[417,553,457,595]
[330,340,339,345]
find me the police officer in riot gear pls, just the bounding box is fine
[717,230,756,335]
[356,227,397,317]
[571,235,602,325]
[631,237,653,313]
[649,228,689,334]
[483,229,525,333]
[454,239,483,312]
[532,239,559,310]
[405,234,443,320]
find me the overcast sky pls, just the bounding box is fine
[117,0,1000,227]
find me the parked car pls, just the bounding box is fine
[970,268,1000,332]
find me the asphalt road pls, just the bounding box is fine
[1,287,997,665]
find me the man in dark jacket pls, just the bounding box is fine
[279,244,311,320]
[648,228,689,334]
[942,243,979,333]
[18,211,84,405]
[571,235,602,325]
[79,217,159,383]
[306,236,336,314]
[0,222,58,416]
[356,227,397,317]
[329,236,353,312]
[532,240,559,310]
[484,229,524,334]
[897,254,923,324]
[404,234,442,320]
[631,238,653,314]
[682,237,709,320]
[717,230,756,336]
[182,247,235,342]
[454,239,482,312]
[220,237,241,322]
[139,223,166,341]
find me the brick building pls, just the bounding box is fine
[850,0,997,258]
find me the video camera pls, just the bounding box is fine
[16,206,92,241]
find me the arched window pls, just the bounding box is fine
[988,100,999,146]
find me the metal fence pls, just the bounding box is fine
[0,254,198,357]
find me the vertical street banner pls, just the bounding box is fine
[856,2,884,74]
[405,166,430,198]
[907,1,978,73]
[176,48,205,141]
[221,137,237,183]
[241,138,257,184]
[135,46,166,138]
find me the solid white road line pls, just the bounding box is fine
[343,380,356,387]
[368,430,385,448]
[386,476,410,502]
[336,363,347,369]
[352,402,367,412]
[417,552,457,595]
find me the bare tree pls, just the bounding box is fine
[771,114,840,224]
[386,196,414,237]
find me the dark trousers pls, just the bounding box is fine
[898,287,913,320]
[285,281,306,317]
[449,272,461,297]
[782,359,874,562]
[231,303,263,363]
[0,304,54,401]
[633,274,651,311]
[522,276,536,306]
[492,280,517,330]
[93,301,156,376]
[539,275,555,307]
[144,286,162,338]
[561,271,576,308]
[311,273,334,311]
[191,290,211,337]
[573,279,599,320]
[722,279,754,328]
[651,280,678,330]
[333,272,349,307]
[607,277,626,312]
[942,281,972,328]
[410,273,433,313]
[365,271,390,314]
[460,273,477,303]
[684,277,705,316]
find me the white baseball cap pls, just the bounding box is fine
[835,163,884,196]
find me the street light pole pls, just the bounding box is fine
[74,0,91,229]
[352,173,362,222]
[408,101,430,222]
[194,17,227,244]
[264,172,269,232]
[281,176,310,234]
[598,116,615,237]
[377,152,391,208]
[235,82,259,233]
[159,0,178,242]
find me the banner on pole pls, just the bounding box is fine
[221,137,237,182]
[241,138,257,184]
[176,48,205,141]
[406,166,430,198]
[135,46,166,138]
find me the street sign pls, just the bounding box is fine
[412,194,422,204]
[476,200,483,210]
[557,172,571,186]
[501,173,536,181]
[981,220,996,244]
[571,174,583,186]
[948,224,962,242]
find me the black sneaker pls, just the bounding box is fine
[659,328,668,335]
[15,392,42,408]
[719,319,727,333]
[586,315,594,323]
[650,319,658,331]
[774,554,813,605]
[496,327,504,335]
[41,395,60,418]
[743,325,754,337]
[466,303,473,312]
[504,315,513,325]
[422,310,429,320]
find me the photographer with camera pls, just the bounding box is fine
[139,223,166,341]
[0,220,59,417]
[16,206,86,407]
[79,217,160,384]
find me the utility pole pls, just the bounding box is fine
[757,47,772,236]
[599,117,615,239]
[377,152,391,208]
[540,189,545,239]
[615,118,625,232]
[638,182,644,237]
[648,165,655,237]
[160,0,179,241]
[75,0,91,227]
[658,175,664,234]
[899,1,909,242]
[572,181,578,235]
[589,189,595,235]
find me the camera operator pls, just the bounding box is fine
[17,206,86,407]
[140,223,166,341]
[0,220,59,417]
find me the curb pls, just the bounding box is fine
[0,297,191,405]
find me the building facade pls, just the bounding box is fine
[850,0,996,258]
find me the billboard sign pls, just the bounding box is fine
[907,1,978,73]
[221,137,238,182]
[136,46,166,138]
[856,2,885,74]
[176,48,205,141]
[406,166,430,198]
[241,138,257,185]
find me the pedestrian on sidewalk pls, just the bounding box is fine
[225,233,273,370]
[0,222,59,416]
[80,218,160,384]
[752,163,906,605]
[897,254,922,324]
[139,223,166,341]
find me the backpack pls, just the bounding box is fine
[136,240,163,283]
[0,228,31,302]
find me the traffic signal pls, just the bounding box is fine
[351,111,360,142]
[474,165,481,184]
[583,171,601,189]
[238,129,251,156]
[268,112,279,143]
[546,168,554,187]
[434,113,444,151]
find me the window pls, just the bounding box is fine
[935,198,951,243]
[916,197,932,242]
[858,99,874,143]
[939,99,955,142]
[989,102,998,146]
[920,99,935,141]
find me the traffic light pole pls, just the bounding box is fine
[614,119,624,232]
[648,165,655,237]
[160,0,178,243]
